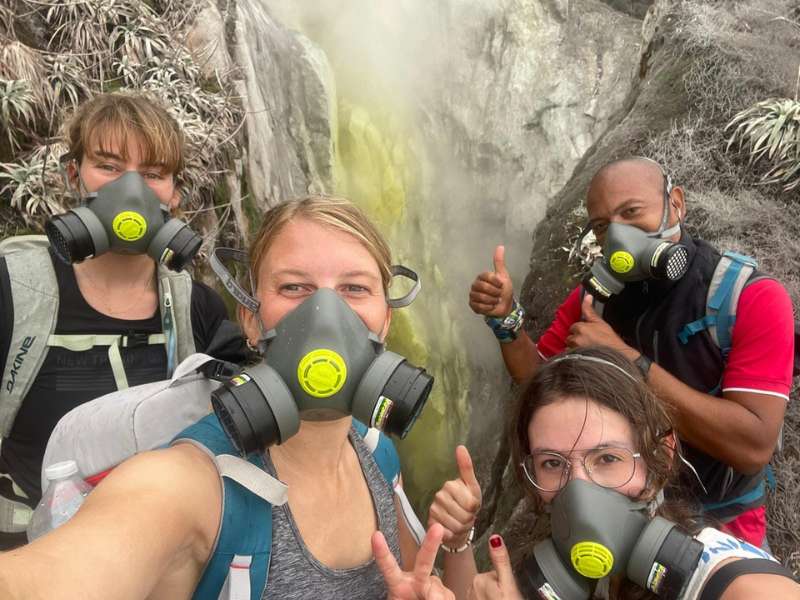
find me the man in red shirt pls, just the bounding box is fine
[469,157,793,547]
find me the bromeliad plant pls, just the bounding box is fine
[0,0,241,232]
[726,67,800,191]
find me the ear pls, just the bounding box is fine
[239,304,261,347]
[379,306,392,342]
[658,431,677,461]
[169,177,182,210]
[66,160,81,195]
[669,186,686,223]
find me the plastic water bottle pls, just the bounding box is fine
[27,461,92,542]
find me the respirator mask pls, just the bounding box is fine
[577,161,689,303]
[45,156,202,271]
[514,480,704,600]
[208,248,434,458]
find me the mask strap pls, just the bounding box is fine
[58,153,90,202]
[571,222,593,263]
[387,265,421,308]
[547,354,638,382]
[210,248,261,314]
[647,488,666,515]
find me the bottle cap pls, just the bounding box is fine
[45,460,79,480]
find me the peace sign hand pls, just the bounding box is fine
[373,523,455,600]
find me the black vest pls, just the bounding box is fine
[603,230,765,521]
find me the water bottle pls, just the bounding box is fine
[27,460,92,542]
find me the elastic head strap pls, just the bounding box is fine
[58,153,85,202]
[210,247,261,314]
[387,265,421,308]
[572,222,594,263]
[547,353,638,382]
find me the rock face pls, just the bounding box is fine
[196,0,645,510]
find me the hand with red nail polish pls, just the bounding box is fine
[466,535,524,600]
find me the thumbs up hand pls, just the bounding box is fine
[466,535,524,600]
[565,295,636,359]
[469,246,515,318]
[428,446,483,550]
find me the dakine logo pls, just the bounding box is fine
[5,336,36,393]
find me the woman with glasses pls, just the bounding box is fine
[467,346,799,600]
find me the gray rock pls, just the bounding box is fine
[185,0,232,81]
[230,0,337,208]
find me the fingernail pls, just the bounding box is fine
[490,536,502,548]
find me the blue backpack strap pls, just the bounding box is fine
[353,419,401,490]
[677,253,758,357]
[173,414,272,600]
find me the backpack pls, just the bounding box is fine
[0,235,196,532]
[41,353,237,491]
[0,235,197,437]
[171,414,426,600]
[676,252,795,511]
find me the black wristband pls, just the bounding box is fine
[634,354,652,380]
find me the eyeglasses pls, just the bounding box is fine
[521,446,641,492]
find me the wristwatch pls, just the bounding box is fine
[633,354,653,380]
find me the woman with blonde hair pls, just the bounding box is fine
[0,195,479,600]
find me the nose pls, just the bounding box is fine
[568,459,593,483]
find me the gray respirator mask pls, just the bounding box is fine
[45,156,202,271]
[514,480,704,600]
[208,248,434,458]
[578,162,689,303]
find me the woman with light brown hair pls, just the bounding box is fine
[0,92,231,550]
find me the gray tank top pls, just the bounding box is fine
[261,425,402,599]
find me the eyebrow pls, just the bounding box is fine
[531,442,634,453]
[90,150,166,169]
[269,268,380,280]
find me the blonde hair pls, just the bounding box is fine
[64,92,185,178]
[248,196,393,295]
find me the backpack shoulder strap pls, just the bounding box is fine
[677,252,758,356]
[0,244,58,438]
[173,414,273,600]
[352,420,401,489]
[158,268,196,377]
[351,420,426,546]
[698,558,798,600]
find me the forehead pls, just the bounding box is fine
[586,162,664,216]
[259,219,381,280]
[527,396,636,452]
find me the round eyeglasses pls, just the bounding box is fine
[521,446,641,492]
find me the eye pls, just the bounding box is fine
[143,172,162,180]
[592,221,608,234]
[624,207,640,217]
[538,456,567,470]
[344,284,368,293]
[99,164,118,172]
[596,452,623,465]
[280,283,312,296]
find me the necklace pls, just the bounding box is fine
[80,263,156,315]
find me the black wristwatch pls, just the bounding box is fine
[633,354,653,380]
